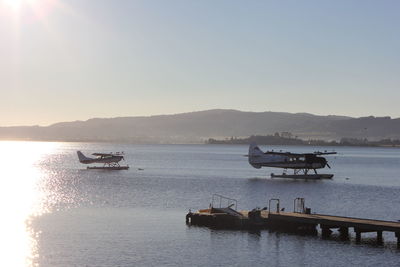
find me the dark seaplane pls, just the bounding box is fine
[248,143,336,179]
[77,151,129,170]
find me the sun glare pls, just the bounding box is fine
[3,0,34,10]
[3,0,21,9]
[0,141,59,266]
[1,0,55,19]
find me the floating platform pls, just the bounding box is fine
[186,196,400,247]
[87,166,129,170]
[271,173,333,179]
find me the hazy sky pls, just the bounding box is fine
[0,0,399,126]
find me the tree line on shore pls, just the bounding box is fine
[206,132,400,147]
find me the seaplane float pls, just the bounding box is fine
[248,143,336,179]
[77,151,129,170]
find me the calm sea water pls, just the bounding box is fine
[1,141,400,266]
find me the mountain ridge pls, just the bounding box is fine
[1,109,399,143]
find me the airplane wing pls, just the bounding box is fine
[92,153,113,157]
[265,151,304,158]
[313,151,337,155]
[266,151,336,157]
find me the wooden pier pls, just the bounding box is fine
[186,196,400,247]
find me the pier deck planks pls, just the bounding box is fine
[195,210,400,232]
[268,212,400,232]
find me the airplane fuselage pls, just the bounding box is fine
[77,151,123,164]
[250,160,325,170]
[248,144,328,170]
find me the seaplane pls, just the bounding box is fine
[77,151,129,170]
[248,143,336,179]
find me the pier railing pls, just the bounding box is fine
[294,197,305,213]
[268,198,280,213]
[212,194,238,210]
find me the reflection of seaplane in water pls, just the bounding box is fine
[248,143,336,179]
[77,151,129,170]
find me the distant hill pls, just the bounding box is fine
[1,109,400,143]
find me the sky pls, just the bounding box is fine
[0,0,399,126]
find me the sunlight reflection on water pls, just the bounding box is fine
[2,142,400,266]
[0,141,58,267]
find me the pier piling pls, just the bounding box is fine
[321,226,333,238]
[377,231,383,244]
[395,232,400,248]
[339,227,349,240]
[355,230,361,243]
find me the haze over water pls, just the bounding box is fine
[1,141,400,266]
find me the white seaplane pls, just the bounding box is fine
[248,143,336,179]
[77,151,129,170]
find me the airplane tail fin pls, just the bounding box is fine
[77,151,91,163]
[248,143,263,169]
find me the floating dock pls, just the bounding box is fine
[186,195,400,247]
[87,166,129,170]
[271,173,333,179]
